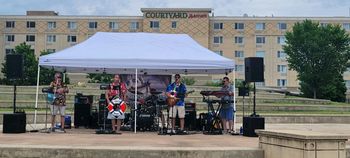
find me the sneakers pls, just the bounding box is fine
[50,128,55,132]
[55,128,66,133]
[230,130,239,135]
[167,129,176,134]
[177,130,188,135]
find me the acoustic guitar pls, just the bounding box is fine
[166,90,194,107]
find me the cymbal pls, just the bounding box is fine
[129,90,143,94]
[150,91,162,95]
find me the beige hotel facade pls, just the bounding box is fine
[1,8,350,88]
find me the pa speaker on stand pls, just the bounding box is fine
[243,57,265,137]
[6,54,23,79]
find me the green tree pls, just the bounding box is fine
[1,44,70,85]
[87,72,113,83]
[284,20,350,102]
[1,43,37,85]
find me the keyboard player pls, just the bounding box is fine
[215,77,234,134]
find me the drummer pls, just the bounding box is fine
[106,74,127,134]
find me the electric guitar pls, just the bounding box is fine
[166,90,194,107]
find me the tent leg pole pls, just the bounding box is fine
[34,65,41,129]
[232,69,236,133]
[134,68,138,133]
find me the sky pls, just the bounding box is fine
[0,0,350,17]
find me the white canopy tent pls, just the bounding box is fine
[35,32,235,132]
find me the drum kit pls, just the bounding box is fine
[124,89,167,131]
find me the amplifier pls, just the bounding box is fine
[175,110,197,131]
[243,116,265,137]
[185,102,196,112]
[3,113,26,133]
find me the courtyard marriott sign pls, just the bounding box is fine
[145,12,208,19]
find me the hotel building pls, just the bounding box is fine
[1,8,350,88]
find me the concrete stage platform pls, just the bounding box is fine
[0,124,349,158]
[0,128,262,158]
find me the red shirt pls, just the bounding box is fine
[107,82,127,100]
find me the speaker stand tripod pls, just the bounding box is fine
[251,82,258,117]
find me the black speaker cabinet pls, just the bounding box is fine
[175,110,197,131]
[3,113,26,133]
[238,87,249,96]
[245,57,264,82]
[6,54,23,79]
[243,116,265,137]
[74,103,91,128]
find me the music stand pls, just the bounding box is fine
[41,87,53,133]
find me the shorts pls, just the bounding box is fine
[107,110,125,120]
[50,105,66,116]
[220,106,234,121]
[169,106,185,118]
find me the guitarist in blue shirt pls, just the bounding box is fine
[166,74,187,134]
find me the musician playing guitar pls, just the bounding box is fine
[49,72,69,133]
[166,74,187,134]
[216,77,235,134]
[105,74,127,134]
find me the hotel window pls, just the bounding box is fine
[150,21,160,29]
[277,79,287,87]
[214,50,223,56]
[5,35,15,42]
[277,22,287,30]
[256,51,265,58]
[277,36,286,45]
[88,22,98,29]
[26,35,35,42]
[47,22,56,29]
[5,49,15,55]
[47,49,56,53]
[277,65,287,73]
[109,22,119,30]
[6,21,15,28]
[130,22,139,30]
[235,65,244,72]
[234,36,244,44]
[256,23,265,30]
[47,35,56,43]
[277,51,286,59]
[256,36,265,44]
[27,21,36,28]
[171,21,177,28]
[234,23,244,30]
[234,51,244,58]
[68,21,77,29]
[214,22,223,30]
[67,35,77,42]
[213,36,223,44]
[343,23,350,30]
